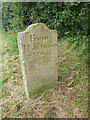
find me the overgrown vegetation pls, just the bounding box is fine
[58,40,88,117]
[1,33,88,117]
[1,2,88,118]
[2,2,89,61]
[2,2,88,37]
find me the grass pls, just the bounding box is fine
[1,30,88,118]
[1,30,23,98]
[58,39,88,86]
[2,30,19,56]
[2,85,11,98]
[44,107,56,118]
[57,39,88,118]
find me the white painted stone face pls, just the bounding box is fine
[17,23,58,98]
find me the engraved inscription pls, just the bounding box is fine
[22,34,57,65]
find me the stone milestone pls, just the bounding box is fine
[17,23,58,98]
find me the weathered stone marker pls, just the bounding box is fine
[17,23,58,98]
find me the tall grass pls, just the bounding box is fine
[58,38,88,117]
[2,30,19,56]
[1,29,22,97]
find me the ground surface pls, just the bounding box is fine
[1,34,88,118]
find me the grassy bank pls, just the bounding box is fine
[58,39,88,117]
[1,30,88,118]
